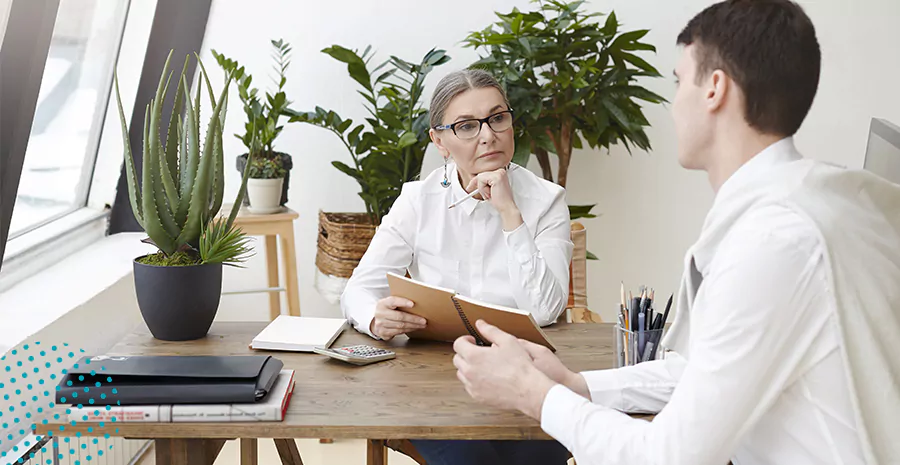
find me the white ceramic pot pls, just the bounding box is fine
[247,178,284,214]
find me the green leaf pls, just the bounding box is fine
[332,161,362,180]
[373,126,399,142]
[178,75,232,249]
[602,99,634,130]
[615,50,662,76]
[568,204,597,219]
[141,101,176,256]
[148,54,181,241]
[347,124,364,146]
[112,71,143,226]
[572,132,584,150]
[177,75,200,225]
[379,111,403,129]
[586,250,599,260]
[512,14,523,34]
[512,135,533,166]
[601,10,618,36]
[397,131,417,149]
[612,29,649,48]
[607,85,667,103]
[164,54,190,188]
[322,45,362,65]
[200,219,254,266]
[619,41,656,52]
[347,62,374,92]
[336,118,353,134]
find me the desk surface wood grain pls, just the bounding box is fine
[38,322,622,440]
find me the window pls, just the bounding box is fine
[7,0,129,239]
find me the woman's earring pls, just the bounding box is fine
[441,157,451,188]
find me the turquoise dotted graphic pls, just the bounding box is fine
[1,342,118,465]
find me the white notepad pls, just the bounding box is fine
[250,315,347,352]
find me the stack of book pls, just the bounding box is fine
[54,355,295,423]
[63,370,295,423]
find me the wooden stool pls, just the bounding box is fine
[221,204,301,319]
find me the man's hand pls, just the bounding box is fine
[453,320,557,420]
[518,339,590,400]
[369,296,426,340]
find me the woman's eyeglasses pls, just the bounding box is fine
[433,109,514,140]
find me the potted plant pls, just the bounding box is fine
[212,39,294,206]
[463,0,667,226]
[113,50,254,341]
[285,45,449,282]
[246,155,287,213]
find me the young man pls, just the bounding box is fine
[451,1,900,464]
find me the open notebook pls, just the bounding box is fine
[386,272,556,351]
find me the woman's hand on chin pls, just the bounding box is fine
[466,167,523,231]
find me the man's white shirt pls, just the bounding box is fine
[541,139,866,465]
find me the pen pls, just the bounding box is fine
[661,293,673,329]
[616,314,625,367]
[648,313,664,360]
[631,292,640,331]
[448,165,517,209]
[448,188,482,209]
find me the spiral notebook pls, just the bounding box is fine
[386,272,556,351]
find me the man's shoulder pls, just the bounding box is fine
[724,204,823,259]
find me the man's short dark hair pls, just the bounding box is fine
[677,0,821,137]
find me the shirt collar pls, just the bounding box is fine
[450,162,480,216]
[714,136,802,206]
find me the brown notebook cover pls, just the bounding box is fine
[386,272,556,352]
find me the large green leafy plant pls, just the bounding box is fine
[286,46,450,225]
[211,39,293,159]
[114,51,253,267]
[464,0,667,217]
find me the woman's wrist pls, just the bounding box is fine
[500,207,523,231]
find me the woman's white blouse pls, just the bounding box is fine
[340,162,574,338]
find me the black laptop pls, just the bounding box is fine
[55,355,283,405]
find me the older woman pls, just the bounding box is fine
[340,68,573,465]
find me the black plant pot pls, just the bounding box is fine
[133,257,223,341]
[236,152,292,206]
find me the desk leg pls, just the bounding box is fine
[367,440,387,465]
[241,438,258,465]
[281,224,301,316]
[274,438,304,465]
[266,235,281,320]
[155,438,226,465]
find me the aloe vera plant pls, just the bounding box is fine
[114,50,253,265]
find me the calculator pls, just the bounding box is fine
[313,345,396,366]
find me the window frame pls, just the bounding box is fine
[1,0,214,293]
[6,0,131,242]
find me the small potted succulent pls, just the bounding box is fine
[246,155,287,214]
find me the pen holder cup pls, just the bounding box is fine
[614,323,666,368]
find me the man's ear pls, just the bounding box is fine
[430,128,450,159]
[707,70,729,113]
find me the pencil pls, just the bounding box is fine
[448,165,518,209]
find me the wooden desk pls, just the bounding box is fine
[222,205,301,319]
[38,322,626,465]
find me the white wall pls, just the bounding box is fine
[197,0,900,324]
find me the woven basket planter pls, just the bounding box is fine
[315,210,377,278]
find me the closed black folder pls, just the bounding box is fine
[55,355,283,406]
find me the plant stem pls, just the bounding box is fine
[557,118,574,188]
[533,145,554,182]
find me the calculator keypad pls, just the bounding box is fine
[335,345,392,358]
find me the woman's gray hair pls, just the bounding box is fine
[429,68,510,128]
